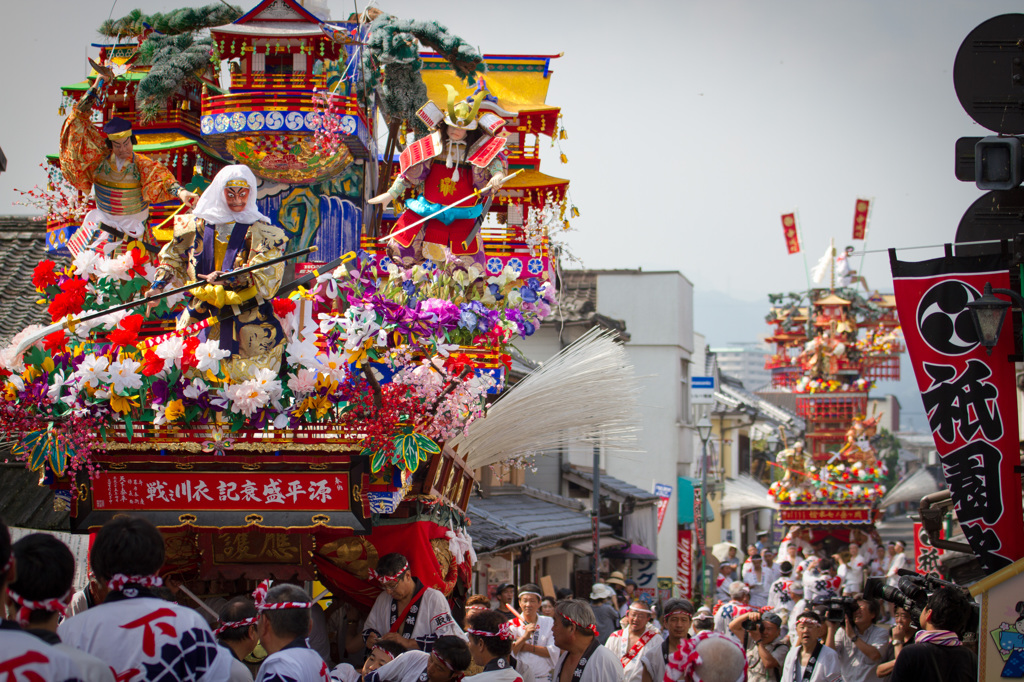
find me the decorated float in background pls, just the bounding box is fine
[762,245,903,533]
[1,0,580,615]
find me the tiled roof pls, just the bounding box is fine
[468,485,611,554]
[0,216,52,346]
[561,464,661,503]
[0,464,69,530]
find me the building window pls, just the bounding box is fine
[265,55,293,75]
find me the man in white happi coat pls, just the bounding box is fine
[59,515,231,682]
[8,533,113,681]
[0,519,85,682]
[641,598,694,682]
[330,640,405,681]
[215,596,260,682]
[363,553,465,653]
[364,635,471,681]
[714,582,754,634]
[508,583,556,682]
[466,609,536,681]
[551,599,623,682]
[254,584,331,682]
[605,600,663,682]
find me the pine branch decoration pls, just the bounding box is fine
[98,3,242,37]
[134,33,213,122]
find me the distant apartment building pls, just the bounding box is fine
[709,343,772,391]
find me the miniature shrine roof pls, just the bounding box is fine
[235,0,325,25]
[422,54,561,116]
[814,293,851,306]
[0,217,58,346]
[868,293,897,308]
[502,169,568,190]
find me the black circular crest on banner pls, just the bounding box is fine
[917,280,981,355]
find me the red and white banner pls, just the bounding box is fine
[852,198,870,240]
[891,252,1023,573]
[93,471,349,512]
[677,529,693,600]
[654,483,673,533]
[781,213,800,254]
[913,521,945,578]
[778,506,872,525]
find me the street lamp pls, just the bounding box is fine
[696,415,713,606]
[965,282,1021,354]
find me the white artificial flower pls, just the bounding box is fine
[108,357,143,393]
[225,380,269,417]
[251,367,282,400]
[74,354,111,389]
[47,370,76,404]
[285,337,321,369]
[195,340,230,374]
[183,378,208,400]
[317,313,346,334]
[72,249,100,278]
[287,367,319,395]
[317,350,347,382]
[154,336,185,368]
[96,252,135,282]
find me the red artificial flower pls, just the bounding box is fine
[179,336,200,373]
[272,297,296,318]
[106,314,145,349]
[48,291,84,321]
[140,350,165,377]
[43,330,67,354]
[126,248,149,279]
[32,260,58,290]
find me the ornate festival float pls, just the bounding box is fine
[762,238,903,541]
[1,0,582,617]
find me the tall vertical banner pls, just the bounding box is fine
[677,528,693,600]
[654,483,673,533]
[781,213,800,254]
[891,251,1024,573]
[852,198,870,240]
[912,521,944,578]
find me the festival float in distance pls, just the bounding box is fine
[0,0,618,618]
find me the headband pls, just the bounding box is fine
[224,179,250,189]
[466,622,514,640]
[369,560,409,586]
[465,604,488,612]
[558,612,598,637]
[664,608,694,619]
[107,573,163,592]
[372,644,397,662]
[430,651,465,681]
[796,616,822,626]
[107,129,133,142]
[665,630,747,682]
[628,604,654,614]
[6,587,71,627]
[518,590,542,598]
[252,579,311,612]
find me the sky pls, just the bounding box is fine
[1,0,1021,430]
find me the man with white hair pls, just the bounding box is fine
[151,164,288,376]
[714,582,752,634]
[665,631,747,682]
[551,599,622,681]
[605,600,662,681]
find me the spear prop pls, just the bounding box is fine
[13,246,318,357]
[140,250,358,349]
[376,169,523,244]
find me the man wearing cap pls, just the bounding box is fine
[551,599,623,681]
[780,611,842,682]
[714,582,752,634]
[509,583,556,682]
[363,552,465,654]
[494,583,517,622]
[605,600,662,682]
[368,85,507,265]
[587,583,620,645]
[729,610,790,682]
[641,598,693,682]
[60,61,198,243]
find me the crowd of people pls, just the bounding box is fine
[0,516,978,682]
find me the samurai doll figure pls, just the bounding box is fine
[59,60,198,242]
[151,165,288,379]
[369,84,509,265]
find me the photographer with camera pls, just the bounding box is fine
[890,587,977,682]
[728,610,790,682]
[824,597,887,682]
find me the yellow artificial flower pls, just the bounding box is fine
[110,392,140,414]
[41,357,55,373]
[316,374,338,394]
[165,399,185,423]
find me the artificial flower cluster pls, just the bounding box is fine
[0,247,556,479]
[792,376,873,394]
[769,480,886,505]
[825,460,888,483]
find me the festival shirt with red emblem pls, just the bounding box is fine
[254,639,330,682]
[713,601,754,634]
[604,624,663,682]
[507,614,556,682]
[58,592,230,682]
[0,621,84,682]
[552,640,624,682]
[362,581,465,652]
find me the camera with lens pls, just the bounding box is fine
[864,569,979,639]
[811,596,859,623]
[741,613,764,632]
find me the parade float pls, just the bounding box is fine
[0,0,586,616]
[762,244,903,537]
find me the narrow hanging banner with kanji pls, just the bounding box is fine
[781,213,800,254]
[890,250,1023,574]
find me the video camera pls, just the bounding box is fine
[864,569,979,637]
[811,596,859,624]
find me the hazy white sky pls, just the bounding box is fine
[1,0,1019,428]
